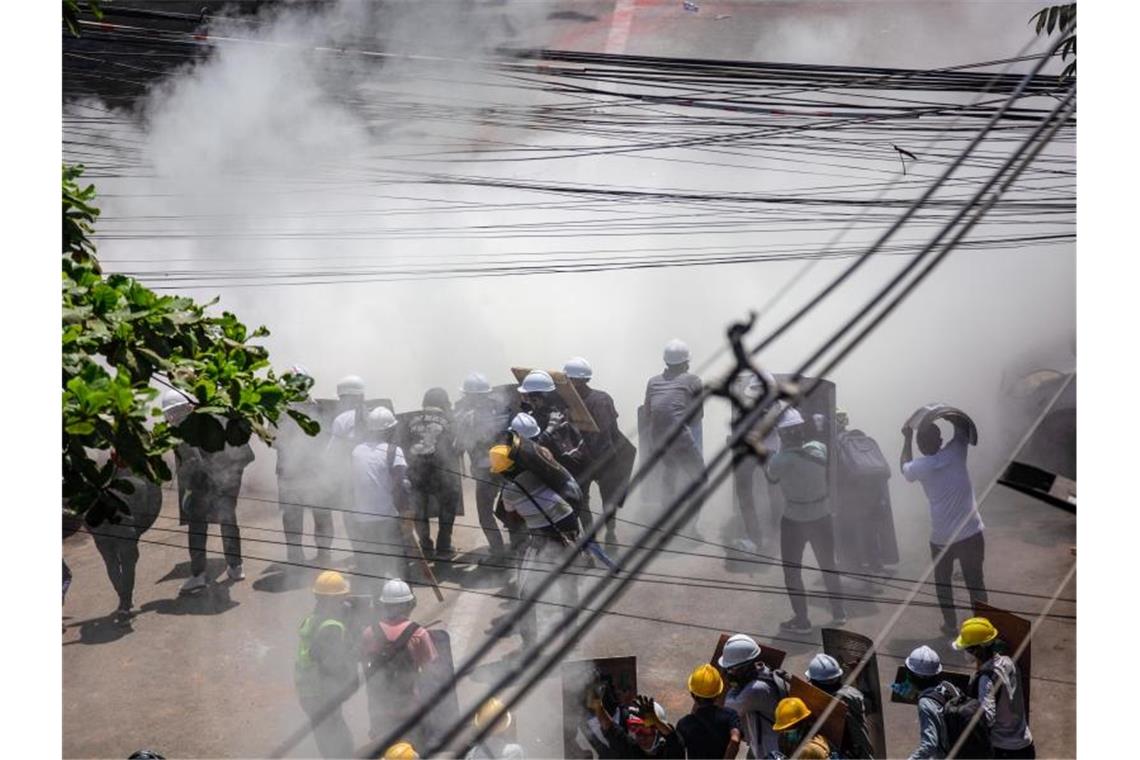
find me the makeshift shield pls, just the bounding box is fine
[788,675,848,749]
[512,367,599,433]
[889,666,972,704]
[418,628,461,749]
[973,601,1033,721]
[821,628,887,758]
[561,655,637,759]
[905,403,978,446]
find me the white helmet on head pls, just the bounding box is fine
[517,370,556,394]
[510,412,541,440]
[905,645,943,677]
[462,372,492,395]
[805,653,843,683]
[288,364,312,379]
[663,339,690,366]
[379,578,415,605]
[717,633,762,669]
[336,374,366,397]
[366,406,398,431]
[777,406,804,429]
[563,357,593,381]
[161,388,192,424]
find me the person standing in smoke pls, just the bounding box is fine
[454,372,514,563]
[165,389,255,593]
[563,357,636,549]
[350,407,411,596]
[834,409,899,574]
[275,365,334,567]
[89,451,162,623]
[731,372,783,553]
[644,339,705,509]
[765,406,846,632]
[516,370,591,531]
[901,416,987,637]
[488,414,585,646]
[327,375,368,561]
[404,387,464,561]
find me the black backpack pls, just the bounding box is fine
[406,412,450,488]
[837,430,892,481]
[921,683,993,760]
[364,621,421,697]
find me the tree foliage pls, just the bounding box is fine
[62,0,102,38]
[1031,4,1075,82]
[62,165,318,526]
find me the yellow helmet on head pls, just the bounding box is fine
[383,741,418,760]
[489,444,515,474]
[312,570,350,596]
[474,696,512,735]
[773,697,812,732]
[952,617,999,651]
[687,663,725,699]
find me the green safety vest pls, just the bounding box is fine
[295,615,347,701]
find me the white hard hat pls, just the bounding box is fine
[366,406,398,431]
[288,364,312,379]
[805,653,843,683]
[717,633,762,669]
[563,357,593,380]
[337,374,366,397]
[379,578,415,605]
[663,339,691,366]
[631,699,668,725]
[518,370,556,394]
[905,645,943,677]
[777,407,804,429]
[510,412,541,440]
[462,372,492,395]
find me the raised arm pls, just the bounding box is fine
[900,424,914,472]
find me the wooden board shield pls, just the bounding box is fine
[788,675,847,749]
[888,666,973,704]
[711,633,787,671]
[905,403,979,446]
[973,601,1033,721]
[821,628,887,759]
[561,655,638,758]
[511,367,599,433]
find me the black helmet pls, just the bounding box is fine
[129,752,166,760]
[423,386,451,411]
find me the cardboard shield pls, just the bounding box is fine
[821,628,887,758]
[788,675,847,749]
[973,601,1032,721]
[889,666,972,705]
[905,403,978,446]
[560,656,638,759]
[418,628,462,749]
[511,367,599,433]
[711,633,787,671]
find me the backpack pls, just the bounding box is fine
[406,412,450,488]
[364,621,421,699]
[837,431,891,482]
[921,683,993,760]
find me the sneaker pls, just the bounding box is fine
[732,537,758,554]
[113,607,132,625]
[779,617,812,633]
[434,546,458,562]
[225,564,246,582]
[180,573,208,593]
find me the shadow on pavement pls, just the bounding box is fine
[63,612,138,646]
[253,567,314,594]
[140,583,238,616]
[154,557,228,584]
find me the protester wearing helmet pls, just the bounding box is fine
[274,365,334,566]
[383,741,419,760]
[517,370,590,529]
[294,570,357,759]
[675,664,742,759]
[587,693,684,759]
[643,339,706,508]
[954,617,1034,758]
[765,405,846,632]
[897,645,964,759]
[361,579,439,748]
[563,356,635,549]
[718,633,790,759]
[404,387,464,561]
[488,416,585,646]
[805,653,874,759]
[349,406,410,594]
[326,375,369,556]
[465,697,525,759]
[730,371,783,552]
[770,697,835,759]
[454,372,514,561]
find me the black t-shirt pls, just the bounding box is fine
[676,705,741,759]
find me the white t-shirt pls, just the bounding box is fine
[350,441,406,518]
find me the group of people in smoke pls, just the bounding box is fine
[66,337,1017,758]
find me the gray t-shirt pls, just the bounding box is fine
[767,441,830,522]
[724,670,784,759]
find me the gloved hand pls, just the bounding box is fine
[635,695,661,728]
[585,685,603,712]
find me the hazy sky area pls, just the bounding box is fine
[63,0,1074,551]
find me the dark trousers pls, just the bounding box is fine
[188,494,242,576]
[355,516,407,596]
[411,487,458,552]
[930,530,988,628]
[733,458,781,544]
[660,436,706,508]
[994,744,1035,759]
[572,473,596,534]
[280,482,333,562]
[92,524,141,610]
[475,475,506,555]
[63,560,72,602]
[300,698,355,759]
[781,515,845,619]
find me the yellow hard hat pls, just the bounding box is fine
[952,616,999,651]
[312,570,350,596]
[489,444,515,474]
[687,663,725,699]
[383,741,419,760]
[474,696,512,735]
[773,697,812,732]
